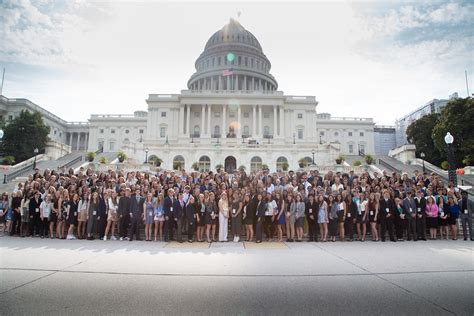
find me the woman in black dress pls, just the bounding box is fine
[49,191,60,238]
[67,193,79,239]
[231,191,243,242]
[367,193,379,241]
[196,193,206,242]
[243,193,254,242]
[205,192,218,242]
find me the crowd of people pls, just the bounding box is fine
[0,166,473,243]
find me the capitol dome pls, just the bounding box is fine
[187,18,278,92]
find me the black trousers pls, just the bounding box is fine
[256,218,263,241]
[31,214,41,236]
[264,216,274,239]
[128,215,141,240]
[39,218,48,237]
[395,218,406,239]
[407,218,417,240]
[120,215,130,238]
[164,218,175,241]
[416,216,426,239]
[306,215,316,241]
[187,220,195,241]
[345,219,354,240]
[97,217,106,239]
[11,211,21,235]
[381,219,395,241]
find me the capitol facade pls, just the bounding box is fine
[1,19,378,172]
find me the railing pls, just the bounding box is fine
[189,133,201,138]
[60,156,83,170]
[211,134,221,138]
[3,162,34,183]
[96,147,104,155]
[378,158,400,173]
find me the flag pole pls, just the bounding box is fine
[465,70,470,97]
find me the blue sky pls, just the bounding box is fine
[0,0,472,125]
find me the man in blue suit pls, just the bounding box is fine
[128,187,145,241]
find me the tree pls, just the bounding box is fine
[432,97,474,167]
[406,113,444,166]
[1,110,50,163]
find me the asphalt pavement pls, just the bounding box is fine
[0,237,473,315]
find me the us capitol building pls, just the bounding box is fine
[1,19,377,173]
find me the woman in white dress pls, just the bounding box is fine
[218,192,229,242]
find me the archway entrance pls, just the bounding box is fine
[224,156,237,173]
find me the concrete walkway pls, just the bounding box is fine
[1,237,473,315]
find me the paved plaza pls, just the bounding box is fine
[0,237,473,315]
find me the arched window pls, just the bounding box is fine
[250,156,262,172]
[243,125,250,136]
[198,155,211,172]
[173,155,185,170]
[193,125,200,136]
[276,156,288,171]
[214,125,220,137]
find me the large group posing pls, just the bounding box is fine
[1,166,473,243]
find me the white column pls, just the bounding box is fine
[85,133,89,151]
[179,105,185,136]
[258,105,263,136]
[252,77,255,91]
[279,106,284,138]
[252,105,257,136]
[244,76,247,91]
[237,105,242,138]
[68,133,72,147]
[219,76,222,91]
[227,76,230,91]
[76,133,81,151]
[211,77,214,90]
[207,104,211,136]
[201,104,205,137]
[222,104,227,138]
[273,105,277,138]
[236,74,239,90]
[186,104,191,136]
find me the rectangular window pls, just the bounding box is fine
[229,112,235,118]
[348,132,353,136]
[263,112,270,119]
[100,129,104,134]
[319,131,325,136]
[161,112,166,117]
[244,112,249,118]
[194,112,200,118]
[98,141,104,150]
[298,129,304,139]
[297,113,303,119]
[160,127,166,138]
[360,132,364,137]
[109,142,115,151]
[139,129,144,134]
[349,144,353,153]
[111,129,115,134]
[214,112,221,118]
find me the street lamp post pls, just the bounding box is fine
[420,152,426,174]
[319,135,322,144]
[33,148,39,170]
[144,147,149,164]
[311,149,315,165]
[293,133,295,144]
[444,132,457,186]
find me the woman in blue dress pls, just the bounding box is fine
[153,193,165,241]
[144,192,155,241]
[275,192,285,242]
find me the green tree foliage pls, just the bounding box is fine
[432,97,474,167]
[1,110,50,163]
[406,113,444,166]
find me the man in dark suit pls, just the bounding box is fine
[28,191,43,237]
[129,188,145,241]
[459,190,474,241]
[414,190,427,241]
[163,188,176,242]
[97,188,108,240]
[379,190,396,242]
[173,192,185,243]
[118,188,131,240]
[305,194,318,241]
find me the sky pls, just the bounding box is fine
[0,0,473,125]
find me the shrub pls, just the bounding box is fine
[441,161,449,170]
[281,161,289,171]
[117,151,127,163]
[353,160,362,167]
[336,155,345,164]
[86,152,96,162]
[99,156,108,164]
[215,164,223,172]
[238,165,246,172]
[364,154,374,165]
[191,162,199,171]
[2,156,15,165]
